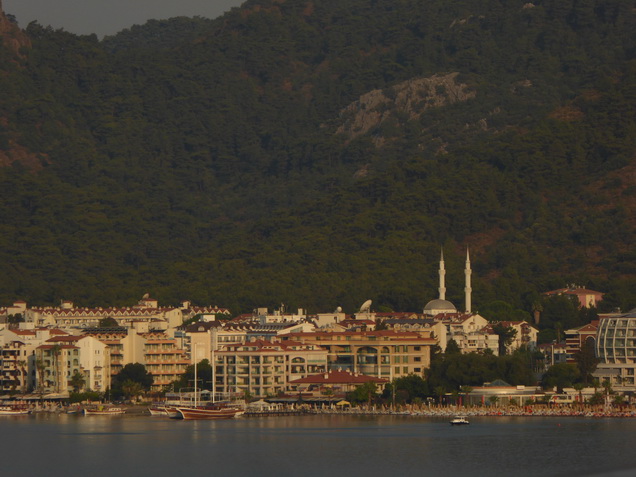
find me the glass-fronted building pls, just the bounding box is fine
[595,310,636,391]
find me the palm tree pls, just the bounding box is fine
[50,344,62,393]
[459,385,473,407]
[70,371,86,393]
[35,358,46,394]
[121,380,144,401]
[434,386,446,405]
[572,382,585,407]
[17,360,28,393]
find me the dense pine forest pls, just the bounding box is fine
[0,0,635,328]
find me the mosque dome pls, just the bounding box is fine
[423,298,457,315]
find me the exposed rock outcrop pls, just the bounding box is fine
[336,72,475,144]
[0,0,31,58]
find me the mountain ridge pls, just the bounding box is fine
[0,0,634,319]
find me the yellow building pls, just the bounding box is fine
[140,331,189,391]
[215,338,328,398]
[35,343,81,394]
[83,327,187,392]
[283,330,437,380]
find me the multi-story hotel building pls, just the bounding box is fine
[0,340,31,392]
[0,328,70,393]
[214,339,328,398]
[3,297,230,331]
[45,335,110,392]
[140,331,189,391]
[282,330,437,380]
[82,326,188,392]
[595,309,636,391]
[35,343,82,393]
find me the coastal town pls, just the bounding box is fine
[0,251,632,418]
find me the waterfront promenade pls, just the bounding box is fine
[7,399,636,419]
[313,403,636,418]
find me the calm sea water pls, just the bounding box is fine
[1,413,635,476]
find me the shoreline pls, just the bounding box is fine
[9,402,636,419]
[309,404,636,419]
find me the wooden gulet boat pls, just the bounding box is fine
[176,403,242,420]
[174,345,242,420]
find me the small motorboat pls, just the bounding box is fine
[83,405,126,416]
[450,416,470,425]
[0,405,31,416]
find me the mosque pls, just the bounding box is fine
[423,248,472,316]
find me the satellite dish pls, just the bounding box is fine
[334,306,343,313]
[359,300,372,313]
[142,293,150,299]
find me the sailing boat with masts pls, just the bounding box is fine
[174,343,242,420]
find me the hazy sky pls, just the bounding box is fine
[3,0,246,38]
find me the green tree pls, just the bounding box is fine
[572,382,585,405]
[50,344,62,393]
[35,359,46,394]
[574,340,599,385]
[7,314,24,325]
[459,385,473,406]
[98,316,119,328]
[121,380,144,401]
[434,386,446,404]
[18,360,28,393]
[70,370,86,393]
[112,363,153,399]
[392,374,429,403]
[541,363,581,392]
[347,382,379,405]
[588,392,604,405]
[171,359,212,391]
[445,339,461,355]
[492,323,517,356]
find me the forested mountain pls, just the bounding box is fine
[0,0,635,323]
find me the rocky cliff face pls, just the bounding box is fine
[0,1,41,170]
[336,72,475,145]
[0,0,31,58]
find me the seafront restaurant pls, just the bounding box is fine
[464,380,543,406]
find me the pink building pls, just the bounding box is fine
[544,285,604,308]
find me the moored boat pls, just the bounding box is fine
[450,416,470,425]
[148,404,169,417]
[0,405,31,416]
[175,403,243,420]
[83,405,126,416]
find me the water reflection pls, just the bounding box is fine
[2,414,636,476]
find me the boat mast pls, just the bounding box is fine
[194,351,198,407]
[211,330,216,403]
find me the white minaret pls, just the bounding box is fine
[439,248,446,300]
[464,248,472,313]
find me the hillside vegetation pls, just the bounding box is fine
[0,0,635,321]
